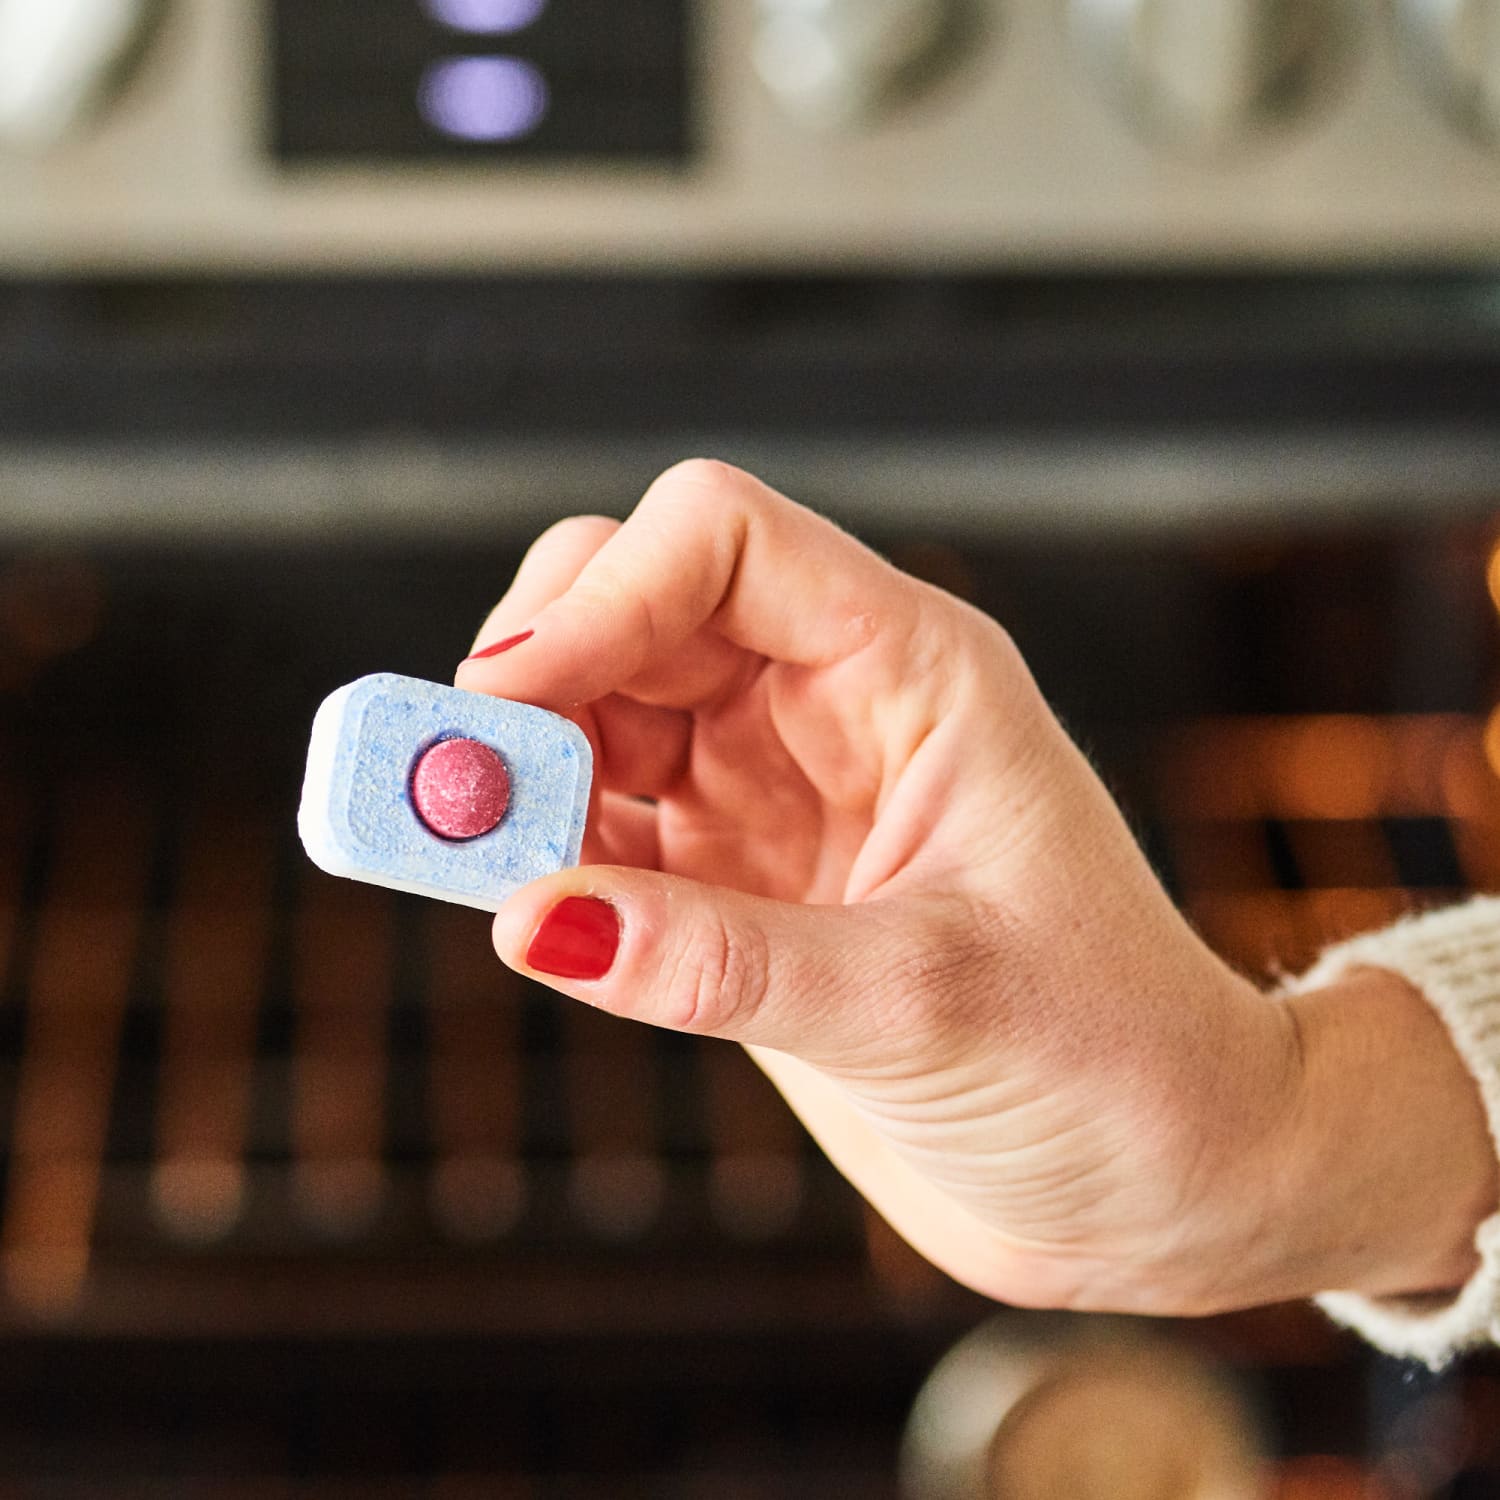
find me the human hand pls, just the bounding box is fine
[457,461,1495,1317]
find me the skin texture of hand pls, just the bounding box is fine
[456,460,1498,1318]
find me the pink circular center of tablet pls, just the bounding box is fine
[411,737,510,840]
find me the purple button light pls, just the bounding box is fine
[417,57,549,143]
[423,0,547,34]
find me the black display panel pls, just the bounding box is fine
[269,0,692,162]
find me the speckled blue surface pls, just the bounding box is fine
[299,673,591,910]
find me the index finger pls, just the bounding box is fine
[457,459,924,713]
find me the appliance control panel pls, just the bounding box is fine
[3,0,1500,271]
[269,0,690,163]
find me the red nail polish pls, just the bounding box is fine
[464,629,534,663]
[526,896,620,980]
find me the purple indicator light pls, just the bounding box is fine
[417,57,549,143]
[423,0,547,33]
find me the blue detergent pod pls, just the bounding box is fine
[298,673,591,912]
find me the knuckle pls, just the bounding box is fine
[947,608,1047,729]
[653,457,744,497]
[525,513,620,563]
[645,458,772,535]
[659,912,771,1036]
[571,570,657,639]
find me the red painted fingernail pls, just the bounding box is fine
[526,897,621,981]
[463,629,534,663]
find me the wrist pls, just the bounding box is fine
[1270,966,1498,1303]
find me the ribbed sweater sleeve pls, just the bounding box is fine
[1288,897,1500,1369]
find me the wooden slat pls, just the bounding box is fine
[424,903,525,1241]
[2,772,152,1316]
[0,756,30,996]
[153,790,275,1243]
[563,1004,663,1240]
[700,1041,803,1242]
[290,873,392,1238]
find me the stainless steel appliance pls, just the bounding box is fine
[3,0,1500,274]
[1,3,1499,1495]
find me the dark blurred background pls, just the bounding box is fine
[3,1,1500,1496]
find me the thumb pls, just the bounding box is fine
[492,866,951,1067]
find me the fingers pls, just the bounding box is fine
[463,513,620,660]
[590,693,692,800]
[582,791,661,869]
[458,459,926,714]
[491,864,959,1067]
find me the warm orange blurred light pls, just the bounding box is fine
[1482,705,1500,787]
[2,776,151,1319]
[1443,726,1498,818]
[151,1159,245,1246]
[1267,716,1391,820]
[1187,891,1305,973]
[1485,537,1500,617]
[1188,889,1418,976]
[1157,726,1262,819]
[1273,1454,1382,1500]
[2,1231,92,1322]
[1393,715,1471,812]
[1163,716,1481,821]
[1301,887,1414,948]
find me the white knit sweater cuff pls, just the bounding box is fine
[1288,897,1500,1369]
